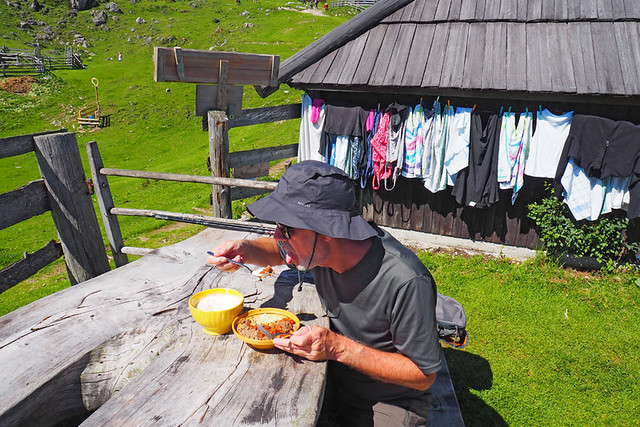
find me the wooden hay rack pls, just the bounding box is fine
[78,78,110,127]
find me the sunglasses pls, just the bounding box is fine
[276,223,292,239]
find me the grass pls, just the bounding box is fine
[2,1,640,425]
[422,251,640,426]
[1,0,349,307]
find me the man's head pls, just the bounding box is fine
[247,161,377,240]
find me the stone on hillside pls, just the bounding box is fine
[189,2,197,7]
[240,10,249,16]
[29,0,42,11]
[92,10,107,25]
[135,17,146,24]
[68,8,77,16]
[7,1,21,8]
[243,22,253,28]
[105,2,122,13]
[111,15,119,21]
[19,21,33,29]
[130,0,136,4]
[70,0,97,11]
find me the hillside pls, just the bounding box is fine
[0,0,351,312]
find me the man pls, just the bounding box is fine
[208,161,441,426]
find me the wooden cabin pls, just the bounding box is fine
[257,0,640,249]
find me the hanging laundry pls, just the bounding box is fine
[554,114,640,218]
[321,103,369,178]
[560,159,607,221]
[370,112,392,190]
[559,159,630,221]
[445,106,473,186]
[497,110,532,204]
[402,103,424,178]
[385,103,409,189]
[360,110,380,188]
[497,110,516,186]
[524,108,573,178]
[451,113,501,208]
[422,101,449,193]
[298,94,325,163]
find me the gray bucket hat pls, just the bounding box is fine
[247,161,377,240]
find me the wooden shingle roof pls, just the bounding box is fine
[266,0,640,102]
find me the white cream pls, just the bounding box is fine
[197,293,241,312]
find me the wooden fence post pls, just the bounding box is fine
[86,141,129,268]
[208,110,232,219]
[34,132,110,284]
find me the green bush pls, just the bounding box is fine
[527,184,638,265]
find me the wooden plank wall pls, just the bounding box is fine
[358,176,544,249]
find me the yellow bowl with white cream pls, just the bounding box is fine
[189,288,244,335]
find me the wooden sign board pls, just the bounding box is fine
[154,47,279,86]
[195,84,243,118]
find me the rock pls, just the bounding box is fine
[135,17,146,24]
[130,0,136,4]
[240,10,249,16]
[111,15,119,21]
[40,6,48,13]
[70,0,98,11]
[105,2,122,13]
[7,1,21,8]
[19,21,33,30]
[189,1,198,7]
[92,10,107,25]
[242,22,253,28]
[29,0,42,11]
[68,8,77,16]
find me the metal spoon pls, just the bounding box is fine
[207,251,253,273]
[255,322,290,339]
[255,322,276,339]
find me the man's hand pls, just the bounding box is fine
[273,325,338,361]
[206,237,283,272]
[207,240,248,272]
[274,325,435,391]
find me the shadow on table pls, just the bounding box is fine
[261,268,318,323]
[442,348,507,426]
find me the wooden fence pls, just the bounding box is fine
[331,0,378,11]
[0,131,110,293]
[87,104,301,265]
[0,45,84,77]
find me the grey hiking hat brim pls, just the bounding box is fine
[247,161,377,240]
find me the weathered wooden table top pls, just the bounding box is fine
[0,228,328,426]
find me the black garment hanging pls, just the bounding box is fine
[451,112,501,209]
[554,114,640,218]
[320,104,369,158]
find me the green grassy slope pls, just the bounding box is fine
[0,0,351,308]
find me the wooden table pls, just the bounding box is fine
[0,229,329,426]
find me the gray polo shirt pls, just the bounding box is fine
[310,227,441,402]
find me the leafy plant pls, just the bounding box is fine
[528,184,637,266]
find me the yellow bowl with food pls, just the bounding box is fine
[232,308,300,350]
[189,288,244,335]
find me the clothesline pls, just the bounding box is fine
[298,94,638,220]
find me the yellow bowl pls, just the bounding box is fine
[189,288,244,335]
[232,308,300,350]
